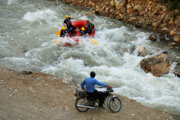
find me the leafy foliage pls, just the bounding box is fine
[160,0,180,11]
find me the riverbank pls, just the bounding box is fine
[0,67,174,120]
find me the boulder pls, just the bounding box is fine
[148,49,159,55]
[110,0,115,6]
[128,17,136,22]
[175,16,180,27]
[140,53,171,77]
[114,0,121,9]
[173,36,180,42]
[136,46,146,57]
[169,30,175,37]
[152,22,158,28]
[173,63,180,77]
[133,5,141,12]
[149,34,157,41]
[84,12,93,16]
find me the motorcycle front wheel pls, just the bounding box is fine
[75,98,89,112]
[108,96,122,113]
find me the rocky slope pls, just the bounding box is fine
[61,0,180,43]
[0,67,174,120]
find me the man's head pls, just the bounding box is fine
[90,71,96,78]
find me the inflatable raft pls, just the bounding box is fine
[63,20,95,46]
[69,19,95,37]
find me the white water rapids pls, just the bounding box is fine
[0,0,180,118]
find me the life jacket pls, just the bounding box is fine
[86,22,94,31]
[64,18,72,27]
[60,30,67,37]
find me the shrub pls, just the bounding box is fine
[160,0,180,11]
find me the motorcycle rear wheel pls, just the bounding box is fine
[108,96,122,113]
[75,98,89,112]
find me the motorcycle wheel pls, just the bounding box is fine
[75,98,89,112]
[108,96,122,113]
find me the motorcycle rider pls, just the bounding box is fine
[81,71,112,108]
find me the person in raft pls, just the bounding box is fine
[79,27,86,36]
[81,71,112,108]
[59,26,67,37]
[85,19,95,36]
[63,15,77,36]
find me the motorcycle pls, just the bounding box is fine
[74,87,122,113]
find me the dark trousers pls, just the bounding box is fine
[67,25,76,36]
[67,25,76,31]
[87,90,106,106]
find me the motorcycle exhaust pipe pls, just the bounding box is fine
[77,105,95,109]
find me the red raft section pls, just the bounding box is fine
[64,20,95,46]
[67,20,95,37]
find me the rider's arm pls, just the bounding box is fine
[94,79,107,87]
[81,80,86,90]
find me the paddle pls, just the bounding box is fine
[54,39,58,44]
[79,30,98,45]
[54,29,72,44]
[90,38,97,45]
[56,30,61,36]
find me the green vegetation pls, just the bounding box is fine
[171,11,178,19]
[160,0,180,11]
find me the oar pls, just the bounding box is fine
[54,39,58,44]
[90,38,97,45]
[79,30,98,45]
[54,29,72,44]
[56,30,61,36]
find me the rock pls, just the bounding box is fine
[114,0,121,9]
[152,22,158,28]
[175,16,180,27]
[168,42,176,47]
[173,36,180,42]
[84,12,93,16]
[133,5,141,12]
[149,34,157,41]
[110,0,115,6]
[148,49,159,55]
[169,30,175,37]
[127,4,132,9]
[139,11,146,16]
[136,46,146,57]
[162,6,167,12]
[164,14,170,24]
[161,27,169,34]
[109,9,114,13]
[173,63,180,77]
[158,33,166,41]
[128,17,136,22]
[169,19,174,25]
[140,53,171,77]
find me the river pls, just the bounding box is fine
[0,0,180,119]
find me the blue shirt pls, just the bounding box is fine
[81,77,107,93]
